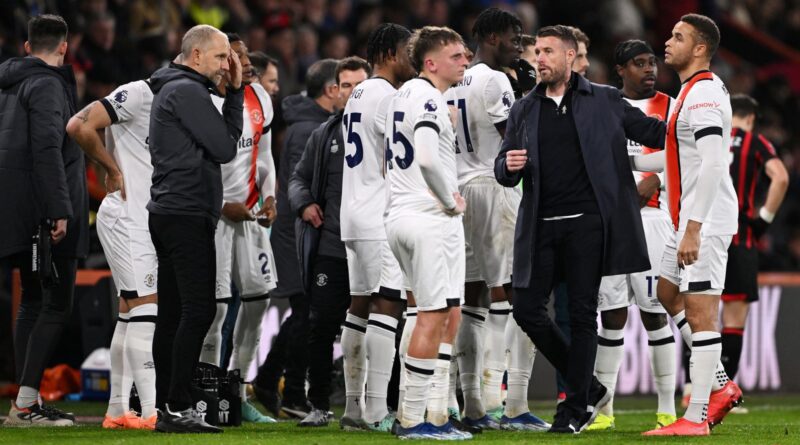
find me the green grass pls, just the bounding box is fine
[1,395,799,444]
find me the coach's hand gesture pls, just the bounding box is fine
[505,149,527,173]
[226,48,242,90]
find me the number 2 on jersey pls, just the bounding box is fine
[343,112,363,168]
[385,111,413,170]
[446,98,473,153]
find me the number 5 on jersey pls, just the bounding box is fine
[385,111,413,170]
[343,112,363,168]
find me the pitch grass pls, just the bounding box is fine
[1,395,799,444]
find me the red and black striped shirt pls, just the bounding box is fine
[729,128,777,248]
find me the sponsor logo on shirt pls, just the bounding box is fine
[687,101,720,111]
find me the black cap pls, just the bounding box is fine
[614,39,655,66]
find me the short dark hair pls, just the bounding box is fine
[335,56,371,84]
[472,7,523,41]
[536,25,577,51]
[27,14,68,54]
[306,58,339,99]
[520,34,536,49]
[408,26,465,73]
[249,51,279,77]
[366,23,412,66]
[681,13,720,58]
[565,25,590,48]
[731,94,759,118]
[226,33,242,44]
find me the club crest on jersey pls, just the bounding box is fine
[114,90,128,103]
[424,99,438,112]
[502,91,512,108]
[250,109,264,125]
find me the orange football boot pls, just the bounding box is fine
[642,417,710,436]
[707,380,743,428]
[102,413,126,429]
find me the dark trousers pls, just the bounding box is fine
[512,214,603,418]
[8,252,76,389]
[553,283,571,394]
[149,214,217,411]
[255,291,310,404]
[306,255,350,411]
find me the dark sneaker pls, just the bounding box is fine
[548,405,580,434]
[4,403,74,427]
[253,385,282,418]
[282,399,312,419]
[155,405,223,433]
[299,408,332,427]
[583,379,611,431]
[39,404,76,422]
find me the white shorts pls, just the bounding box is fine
[660,230,732,295]
[386,215,465,312]
[215,216,277,300]
[460,176,520,287]
[96,201,157,298]
[345,240,405,300]
[598,212,671,313]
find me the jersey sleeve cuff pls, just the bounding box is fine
[100,98,119,124]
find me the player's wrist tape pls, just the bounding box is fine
[759,207,775,223]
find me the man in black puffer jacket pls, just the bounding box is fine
[0,14,88,427]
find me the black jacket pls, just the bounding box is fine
[270,94,332,298]
[147,63,243,221]
[288,112,345,294]
[0,57,88,259]
[495,73,666,288]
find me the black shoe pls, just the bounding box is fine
[253,384,282,418]
[448,414,482,435]
[298,408,331,427]
[155,405,223,433]
[582,379,611,431]
[548,405,581,434]
[281,399,312,419]
[39,404,76,422]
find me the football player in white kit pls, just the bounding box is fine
[67,80,158,430]
[386,26,469,440]
[444,8,547,432]
[632,14,742,436]
[338,23,417,432]
[198,35,278,423]
[588,40,677,432]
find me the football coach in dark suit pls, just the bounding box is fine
[494,25,666,433]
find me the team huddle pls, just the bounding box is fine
[23,6,784,440]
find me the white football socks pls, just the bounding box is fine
[504,315,535,419]
[397,308,416,421]
[200,302,228,365]
[456,306,488,419]
[685,331,722,423]
[341,312,367,420]
[401,355,435,428]
[646,324,677,416]
[595,327,625,417]
[673,310,729,392]
[426,343,452,426]
[127,303,157,418]
[107,312,130,417]
[483,301,510,411]
[365,313,398,423]
[231,297,268,398]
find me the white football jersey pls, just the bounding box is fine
[670,72,737,236]
[384,78,458,221]
[624,91,672,214]
[101,80,154,230]
[212,83,275,208]
[444,63,514,185]
[340,77,396,241]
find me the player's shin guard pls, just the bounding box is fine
[401,355,435,428]
[364,313,398,423]
[483,301,510,411]
[126,303,157,418]
[456,306,488,419]
[685,332,722,423]
[426,343,452,426]
[504,316,535,418]
[594,327,624,417]
[108,312,131,417]
[232,297,269,398]
[341,312,367,420]
[397,308,417,421]
[647,325,677,416]
[200,302,228,365]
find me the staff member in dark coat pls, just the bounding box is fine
[0,14,88,426]
[494,25,665,433]
[146,24,243,434]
